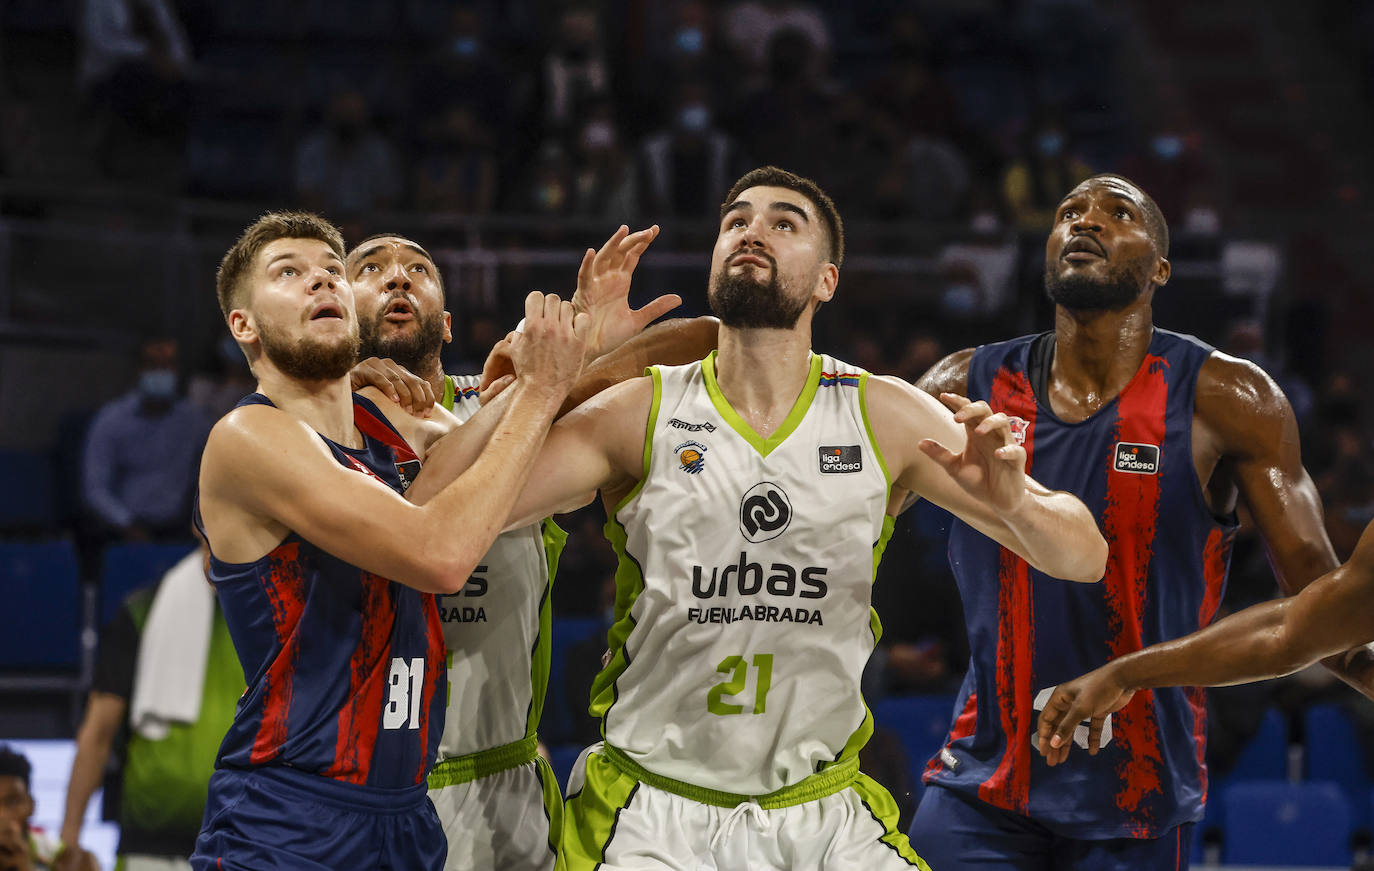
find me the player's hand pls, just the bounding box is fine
[350,357,436,417]
[478,331,521,396]
[919,394,1027,515]
[512,292,588,399]
[1035,666,1135,766]
[571,224,680,359]
[0,818,34,871]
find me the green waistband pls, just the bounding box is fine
[427,735,539,788]
[601,743,859,810]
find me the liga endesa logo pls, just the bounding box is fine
[1113,442,1161,474]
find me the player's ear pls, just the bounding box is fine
[442,311,453,344]
[815,262,838,304]
[228,309,256,345]
[1152,257,1171,288]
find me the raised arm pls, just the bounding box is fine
[868,375,1107,583]
[1037,517,1374,765]
[198,292,584,595]
[1195,354,1374,694]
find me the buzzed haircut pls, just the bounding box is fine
[1083,173,1170,259]
[216,211,346,320]
[346,233,444,288]
[0,744,31,791]
[723,166,845,268]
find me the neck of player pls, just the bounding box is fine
[1050,301,1154,411]
[713,322,813,438]
[255,367,362,448]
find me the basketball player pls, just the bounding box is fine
[1037,515,1374,761]
[409,166,1108,870]
[345,226,717,871]
[188,212,586,871]
[906,174,1372,869]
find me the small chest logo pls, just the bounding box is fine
[675,440,708,474]
[395,458,422,492]
[1008,416,1029,446]
[819,445,862,474]
[668,417,716,433]
[740,482,792,542]
[1113,442,1160,475]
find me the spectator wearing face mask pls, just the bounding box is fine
[81,337,211,542]
[636,82,749,218]
[1001,119,1093,232]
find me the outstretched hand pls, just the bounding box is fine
[1034,667,1136,767]
[572,224,680,358]
[918,394,1028,515]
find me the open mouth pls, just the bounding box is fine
[310,302,344,320]
[1063,237,1106,261]
[383,297,415,323]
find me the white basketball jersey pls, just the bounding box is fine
[595,352,894,794]
[436,374,565,759]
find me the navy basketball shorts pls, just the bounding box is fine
[190,766,446,871]
[908,783,1194,871]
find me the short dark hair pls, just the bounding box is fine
[722,166,845,268]
[216,212,345,320]
[345,233,444,289]
[0,745,31,791]
[1082,174,1170,259]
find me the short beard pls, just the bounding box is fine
[357,306,446,376]
[708,263,808,330]
[1044,264,1146,313]
[257,318,360,381]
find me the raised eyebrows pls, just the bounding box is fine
[265,247,343,271]
[347,241,437,275]
[719,199,812,224]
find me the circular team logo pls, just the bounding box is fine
[739,482,792,542]
[675,440,708,474]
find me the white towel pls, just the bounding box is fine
[128,549,215,741]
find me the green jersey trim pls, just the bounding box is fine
[441,374,456,411]
[427,735,539,788]
[700,351,823,458]
[522,518,567,739]
[601,742,859,809]
[857,372,892,490]
[825,514,897,771]
[589,515,648,730]
[611,366,661,515]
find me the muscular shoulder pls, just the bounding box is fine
[1196,351,1299,459]
[914,348,974,397]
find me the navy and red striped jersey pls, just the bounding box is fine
[201,393,445,790]
[925,329,1238,839]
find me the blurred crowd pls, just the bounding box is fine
[3,0,1374,847]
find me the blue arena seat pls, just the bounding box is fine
[0,539,81,668]
[1307,704,1372,831]
[1221,780,1351,867]
[98,541,197,627]
[0,449,56,532]
[1226,707,1289,781]
[872,694,957,786]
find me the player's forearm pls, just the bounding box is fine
[61,697,123,845]
[1110,595,1337,692]
[563,317,718,414]
[1001,489,1108,583]
[417,381,565,591]
[405,387,516,507]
